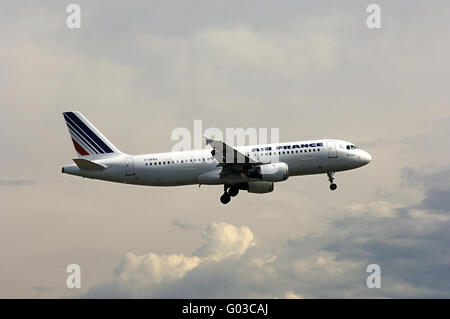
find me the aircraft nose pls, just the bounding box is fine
[362,151,372,164]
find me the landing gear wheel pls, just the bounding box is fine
[327,172,337,191]
[228,187,239,197]
[220,192,231,204]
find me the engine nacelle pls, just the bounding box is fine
[248,162,289,182]
[247,181,274,194]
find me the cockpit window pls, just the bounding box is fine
[347,145,358,150]
[346,145,350,150]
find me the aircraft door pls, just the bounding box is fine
[125,157,136,176]
[326,141,337,158]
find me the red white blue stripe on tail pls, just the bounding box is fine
[63,112,120,157]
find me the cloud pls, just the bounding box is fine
[85,167,450,298]
[284,291,304,299]
[401,167,449,189]
[0,180,36,186]
[194,222,255,260]
[85,222,255,298]
[421,189,450,212]
[114,253,201,286]
[401,167,450,214]
[171,219,197,231]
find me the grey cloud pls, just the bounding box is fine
[401,167,450,214]
[322,214,450,297]
[420,189,450,212]
[0,180,36,186]
[85,167,450,298]
[171,219,197,231]
[401,167,450,190]
[318,167,450,297]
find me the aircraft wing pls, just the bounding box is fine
[204,138,261,176]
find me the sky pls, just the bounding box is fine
[0,1,449,298]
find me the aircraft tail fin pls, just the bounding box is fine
[62,111,123,158]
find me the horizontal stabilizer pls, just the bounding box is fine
[73,158,107,170]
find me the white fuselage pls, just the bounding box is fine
[62,139,372,186]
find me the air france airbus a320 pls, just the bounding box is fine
[61,112,372,204]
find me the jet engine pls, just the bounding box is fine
[248,162,289,182]
[245,181,274,194]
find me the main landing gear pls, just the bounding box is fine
[220,185,240,204]
[327,172,337,191]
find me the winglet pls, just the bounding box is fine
[203,136,213,145]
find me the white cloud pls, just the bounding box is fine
[114,253,201,286]
[195,222,255,260]
[284,291,304,299]
[85,222,255,298]
[112,222,254,288]
[85,169,450,298]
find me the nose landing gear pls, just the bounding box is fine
[327,172,337,191]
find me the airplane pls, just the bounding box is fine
[61,112,372,204]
